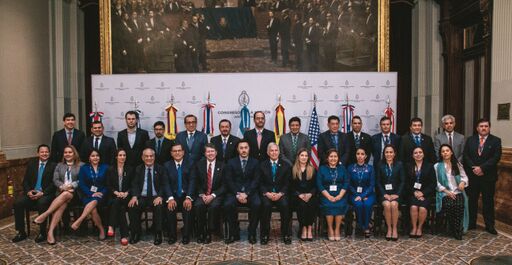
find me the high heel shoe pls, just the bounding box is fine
[107,230,115,237]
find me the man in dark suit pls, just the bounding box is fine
[223,140,261,244]
[280,10,291,67]
[173,28,193,73]
[291,14,304,71]
[164,143,194,244]
[12,145,57,243]
[192,143,225,243]
[128,148,169,245]
[372,116,400,163]
[318,115,350,165]
[399,117,436,164]
[322,12,338,71]
[304,16,321,71]
[80,121,116,165]
[50,113,85,163]
[175,114,208,165]
[346,116,372,165]
[259,143,291,245]
[210,119,240,163]
[267,11,280,64]
[463,118,502,234]
[145,121,173,165]
[278,116,311,165]
[165,0,181,14]
[117,111,150,167]
[243,111,276,161]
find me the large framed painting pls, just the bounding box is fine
[99,0,389,74]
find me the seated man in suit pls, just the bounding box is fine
[371,116,400,163]
[193,143,225,244]
[223,140,261,244]
[12,144,57,243]
[175,114,208,165]
[259,143,291,245]
[164,143,194,245]
[128,148,169,245]
[243,111,276,161]
[50,112,85,163]
[146,121,173,165]
[278,116,311,165]
[80,121,116,165]
[318,115,350,165]
[117,111,150,167]
[434,115,465,162]
[210,119,240,163]
[399,117,436,164]
[346,116,372,165]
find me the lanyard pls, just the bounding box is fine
[90,165,98,184]
[385,163,392,181]
[329,167,338,185]
[354,165,367,186]
[414,165,421,183]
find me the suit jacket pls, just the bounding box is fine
[106,164,133,194]
[398,133,436,164]
[116,128,150,167]
[304,24,321,48]
[278,132,311,165]
[434,131,465,162]
[317,130,351,165]
[346,131,373,165]
[371,132,401,163]
[145,137,173,165]
[130,163,169,198]
[375,161,406,197]
[243,128,276,161]
[192,159,225,197]
[164,159,194,199]
[259,159,291,195]
[80,135,117,166]
[225,156,260,196]
[267,17,281,40]
[404,162,436,199]
[50,128,86,163]
[175,130,208,164]
[23,159,57,195]
[463,134,502,182]
[210,134,240,163]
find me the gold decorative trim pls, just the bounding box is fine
[100,0,112,74]
[378,0,390,72]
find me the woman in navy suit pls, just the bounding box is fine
[348,148,375,238]
[406,147,436,238]
[376,144,405,241]
[71,149,108,240]
[316,149,349,241]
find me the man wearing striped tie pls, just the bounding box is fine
[434,115,465,162]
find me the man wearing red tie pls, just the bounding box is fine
[243,111,276,161]
[463,118,502,235]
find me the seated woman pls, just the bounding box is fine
[71,149,108,240]
[347,148,375,238]
[434,144,469,240]
[406,147,436,238]
[34,145,83,245]
[106,149,133,245]
[375,144,405,241]
[291,148,317,241]
[316,149,349,241]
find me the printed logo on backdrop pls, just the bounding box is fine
[360,80,375,89]
[297,80,313,89]
[156,111,166,119]
[360,109,376,119]
[156,82,171,90]
[135,82,150,90]
[176,81,191,90]
[105,125,117,134]
[370,94,387,103]
[286,94,302,103]
[116,111,126,120]
[105,96,120,105]
[340,80,354,89]
[187,96,201,104]
[95,82,109,91]
[381,80,394,89]
[319,80,333,89]
[329,94,344,102]
[115,82,129,91]
[239,90,250,106]
[145,96,160,105]
[350,94,364,103]
[125,96,138,105]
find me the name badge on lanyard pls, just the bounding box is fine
[329,185,337,192]
[385,184,393,191]
[357,186,363,193]
[414,182,422,189]
[91,185,98,192]
[90,166,98,193]
[329,168,338,192]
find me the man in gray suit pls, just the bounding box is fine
[434,114,465,161]
[278,117,311,165]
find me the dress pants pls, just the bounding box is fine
[167,197,192,239]
[14,195,53,234]
[350,195,375,230]
[293,195,317,227]
[108,197,129,238]
[194,196,223,235]
[468,177,496,228]
[261,196,290,237]
[223,194,261,237]
[128,196,163,235]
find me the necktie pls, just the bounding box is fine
[67,131,73,145]
[35,162,45,191]
[222,138,227,157]
[177,163,183,197]
[206,163,213,195]
[94,137,99,149]
[156,139,162,155]
[65,167,71,183]
[292,135,298,156]
[448,133,453,147]
[187,133,194,150]
[271,162,277,192]
[257,131,262,149]
[355,134,360,148]
[146,168,153,197]
[478,137,485,156]
[384,135,390,145]
[331,134,338,151]
[414,135,421,146]
[241,159,247,173]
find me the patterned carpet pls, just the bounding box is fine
[1,215,511,265]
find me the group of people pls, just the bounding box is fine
[12,110,501,246]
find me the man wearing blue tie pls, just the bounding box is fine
[318,115,351,165]
[175,114,208,164]
[399,117,435,164]
[145,121,173,165]
[372,116,401,163]
[210,119,240,163]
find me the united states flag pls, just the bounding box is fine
[308,106,321,169]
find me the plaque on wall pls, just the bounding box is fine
[497,103,510,120]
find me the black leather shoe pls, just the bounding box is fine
[154,233,162,245]
[204,234,212,244]
[283,236,292,245]
[486,227,498,235]
[260,236,269,245]
[12,232,28,243]
[248,235,257,244]
[467,224,477,230]
[454,233,463,240]
[182,237,190,245]
[34,233,47,243]
[168,237,177,244]
[129,233,140,244]
[197,234,205,244]
[225,236,235,244]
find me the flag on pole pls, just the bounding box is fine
[308,105,321,169]
[384,99,396,133]
[202,102,216,136]
[274,103,286,145]
[89,111,104,123]
[341,97,355,133]
[239,105,251,135]
[164,104,179,140]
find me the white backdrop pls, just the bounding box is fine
[92,72,397,139]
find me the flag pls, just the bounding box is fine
[274,103,286,145]
[202,102,216,136]
[341,103,355,133]
[308,106,321,169]
[239,105,251,135]
[134,109,143,129]
[164,104,179,140]
[384,105,396,133]
[89,111,104,123]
